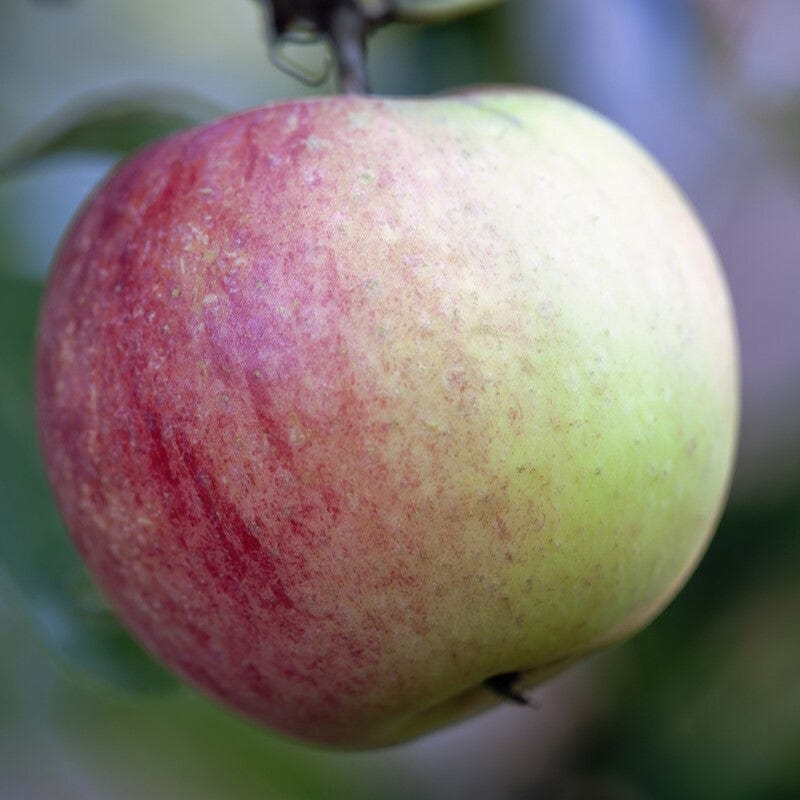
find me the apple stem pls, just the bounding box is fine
[329,2,371,94]
[260,1,396,95]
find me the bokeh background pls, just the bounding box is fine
[1,0,798,797]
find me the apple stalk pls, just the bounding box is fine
[260,0,397,94]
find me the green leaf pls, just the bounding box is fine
[0,270,177,693]
[0,89,224,179]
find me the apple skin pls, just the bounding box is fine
[35,90,738,748]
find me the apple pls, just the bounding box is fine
[35,90,738,747]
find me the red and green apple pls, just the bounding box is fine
[36,90,738,747]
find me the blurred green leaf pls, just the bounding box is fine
[0,270,177,694]
[0,89,224,179]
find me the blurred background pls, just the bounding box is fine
[1,0,798,797]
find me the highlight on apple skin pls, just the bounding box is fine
[35,90,739,747]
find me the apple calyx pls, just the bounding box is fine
[483,671,530,706]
